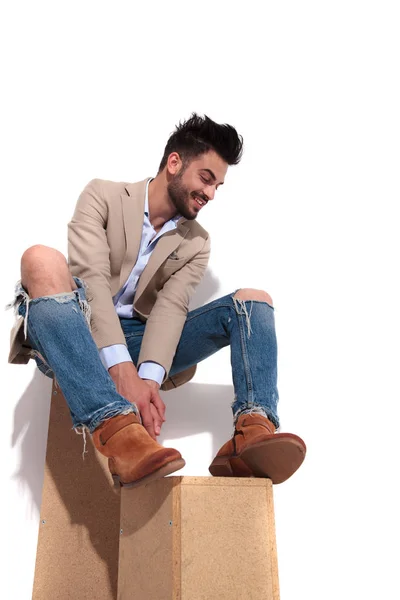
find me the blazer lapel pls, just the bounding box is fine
[118,179,149,291]
[134,220,189,302]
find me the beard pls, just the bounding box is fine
[167,173,199,220]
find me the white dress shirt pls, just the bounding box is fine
[99,179,181,384]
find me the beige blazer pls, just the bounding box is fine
[9,178,210,391]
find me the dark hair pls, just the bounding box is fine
[158,113,243,173]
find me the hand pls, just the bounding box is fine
[108,362,166,440]
[142,379,166,437]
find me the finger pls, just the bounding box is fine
[150,403,163,437]
[150,389,166,421]
[140,403,157,440]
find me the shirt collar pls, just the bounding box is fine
[144,177,182,224]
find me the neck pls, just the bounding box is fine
[148,173,179,231]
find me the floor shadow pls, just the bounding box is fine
[11,369,52,511]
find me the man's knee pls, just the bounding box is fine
[234,288,273,306]
[21,245,67,273]
[21,245,74,293]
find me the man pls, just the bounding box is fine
[8,114,306,488]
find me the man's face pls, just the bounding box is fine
[167,150,228,220]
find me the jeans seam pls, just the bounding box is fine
[124,332,144,340]
[236,305,254,407]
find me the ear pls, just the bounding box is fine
[166,152,183,176]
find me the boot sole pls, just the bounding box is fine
[209,435,306,484]
[111,458,186,489]
[241,436,306,484]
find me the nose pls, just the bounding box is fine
[204,184,216,201]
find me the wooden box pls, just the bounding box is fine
[33,385,279,599]
[118,476,279,600]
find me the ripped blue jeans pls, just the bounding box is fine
[12,280,280,432]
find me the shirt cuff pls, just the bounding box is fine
[99,344,132,370]
[138,362,166,386]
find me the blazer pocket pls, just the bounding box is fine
[163,257,188,270]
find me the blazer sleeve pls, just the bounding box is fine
[67,179,127,349]
[137,235,210,380]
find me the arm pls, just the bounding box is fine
[137,235,211,380]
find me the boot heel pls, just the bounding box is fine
[209,457,234,477]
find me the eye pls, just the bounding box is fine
[201,175,211,184]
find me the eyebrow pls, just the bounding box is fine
[201,168,224,186]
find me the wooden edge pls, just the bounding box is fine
[179,476,271,487]
[266,480,280,600]
[172,477,182,600]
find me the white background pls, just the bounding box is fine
[1,1,400,598]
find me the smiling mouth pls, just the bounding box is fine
[192,194,207,208]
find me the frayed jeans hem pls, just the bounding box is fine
[77,403,138,434]
[233,405,280,429]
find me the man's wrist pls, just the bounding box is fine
[109,361,139,378]
[142,379,161,390]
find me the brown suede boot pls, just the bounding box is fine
[92,413,185,488]
[209,413,306,484]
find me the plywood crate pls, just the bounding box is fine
[118,476,279,600]
[33,384,280,600]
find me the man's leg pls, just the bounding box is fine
[173,289,279,426]
[15,245,185,487]
[124,289,305,483]
[18,244,136,432]
[207,289,305,483]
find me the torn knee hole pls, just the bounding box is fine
[233,289,273,305]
